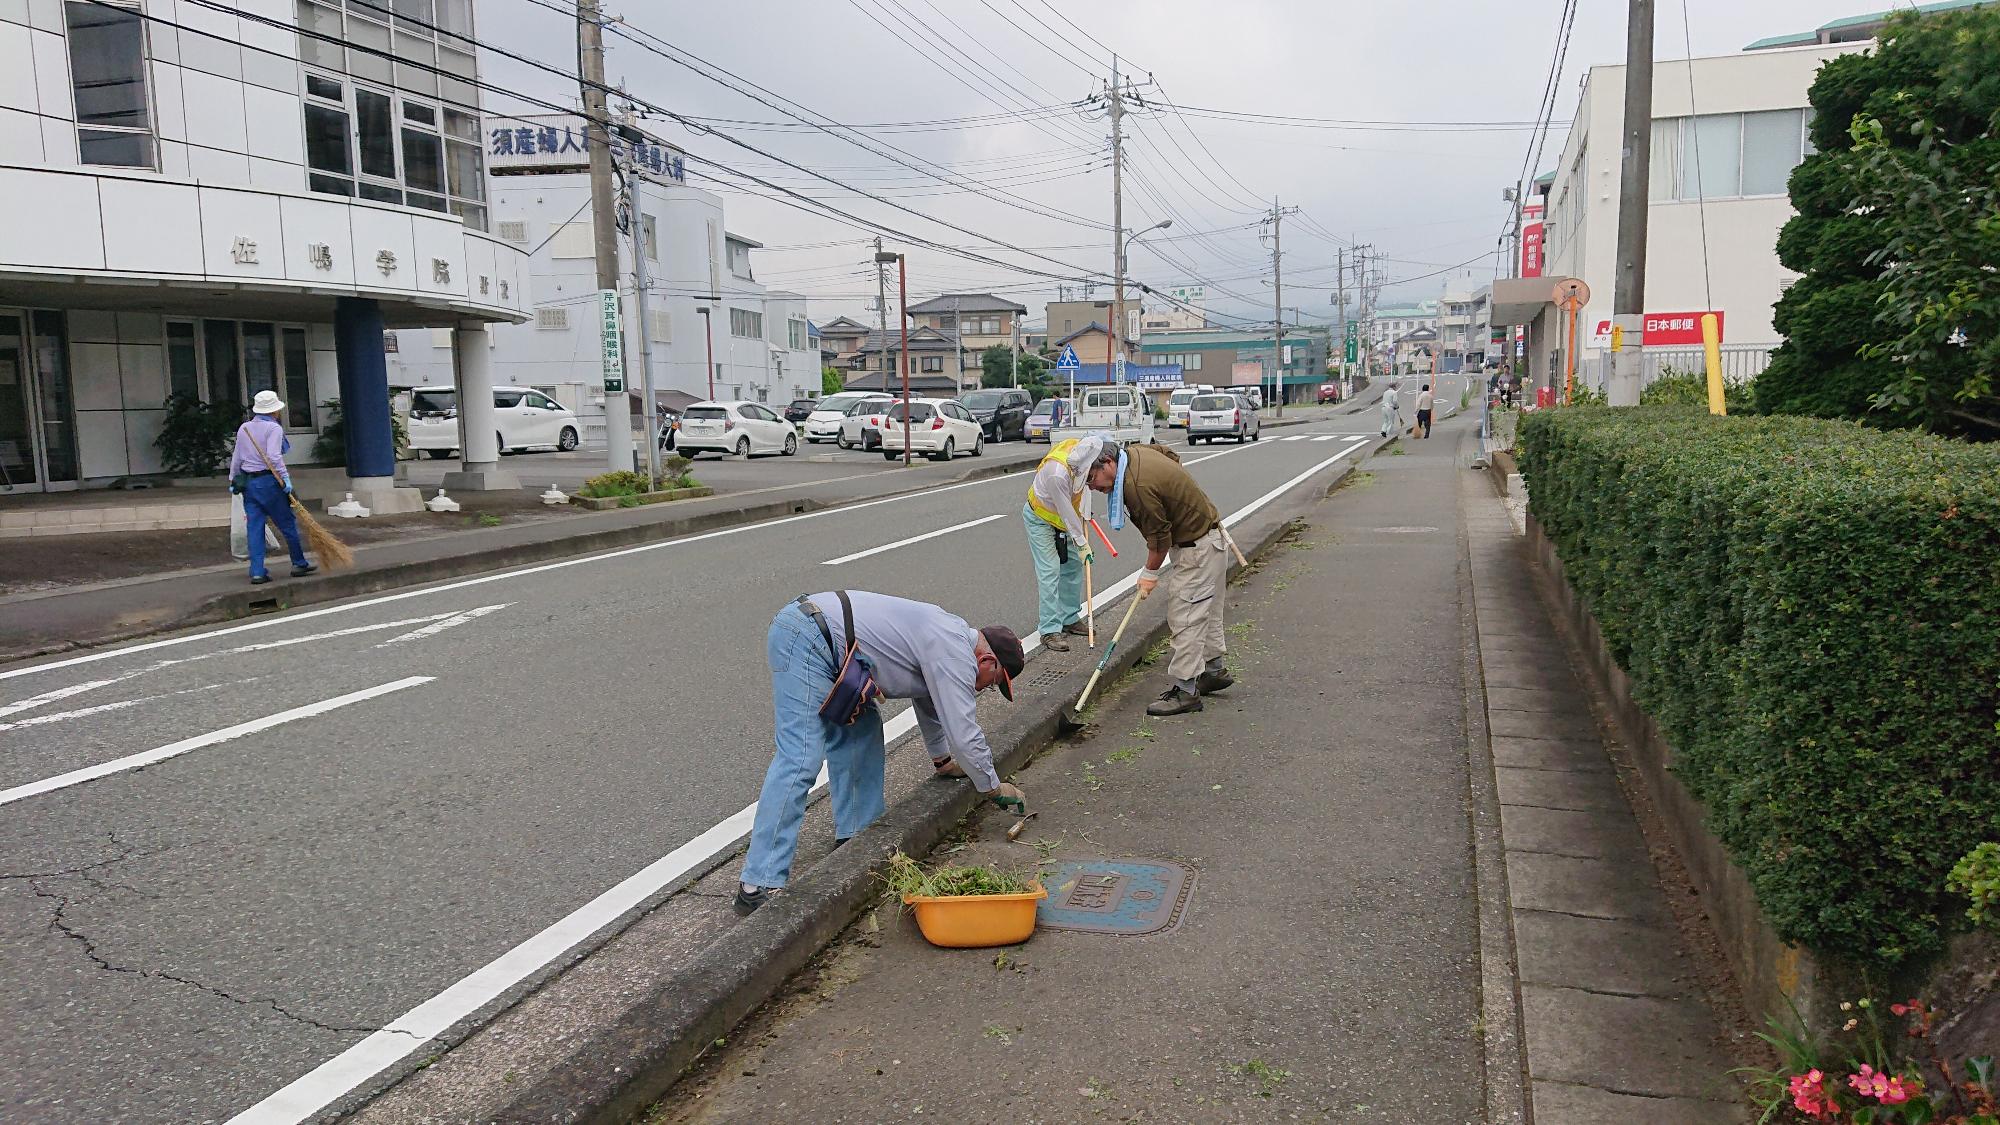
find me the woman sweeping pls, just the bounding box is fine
[230,390,317,585]
[1021,431,1108,652]
[1379,380,1402,438]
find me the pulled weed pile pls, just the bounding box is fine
[881,852,1037,901]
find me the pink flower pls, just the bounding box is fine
[1891,1003,1909,1016]
[1791,1070,1840,1119]
[1880,1075,1916,1105]
[1851,1064,1891,1100]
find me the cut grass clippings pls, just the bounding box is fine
[880,851,1037,904]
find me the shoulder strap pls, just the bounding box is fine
[835,590,859,656]
[243,419,290,487]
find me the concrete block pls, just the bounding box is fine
[1514,910,1699,999]
[1496,765,1628,813]
[1522,986,1742,1102]
[1489,707,1601,742]
[0,511,33,529]
[1533,1081,1745,1124]
[0,526,28,538]
[1506,851,1666,923]
[1492,736,1612,774]
[1486,685,1595,716]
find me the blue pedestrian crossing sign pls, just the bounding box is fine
[1056,344,1081,370]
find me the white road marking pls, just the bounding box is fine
[1281,435,1308,441]
[0,677,431,808]
[0,677,126,719]
[374,603,511,647]
[225,433,1371,1125]
[1312,434,1340,442]
[2,474,1029,685]
[0,681,236,733]
[820,514,1006,566]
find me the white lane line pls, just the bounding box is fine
[1,609,505,715]
[225,433,1368,1125]
[0,676,431,808]
[820,513,1006,566]
[375,603,511,647]
[3,473,1027,684]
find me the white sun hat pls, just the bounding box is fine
[251,389,285,415]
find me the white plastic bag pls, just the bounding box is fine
[229,493,285,561]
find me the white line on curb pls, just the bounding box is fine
[223,437,1370,1125]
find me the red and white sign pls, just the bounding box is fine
[1590,311,1725,349]
[1520,223,1545,278]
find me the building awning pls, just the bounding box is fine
[1489,276,1579,327]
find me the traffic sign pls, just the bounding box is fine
[1056,344,1081,370]
[1553,278,1590,308]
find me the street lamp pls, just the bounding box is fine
[695,301,716,401]
[874,248,911,466]
[1114,219,1171,385]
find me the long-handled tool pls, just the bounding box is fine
[1060,589,1146,731]
[1083,552,1096,647]
[1088,518,1118,557]
[1218,524,1249,569]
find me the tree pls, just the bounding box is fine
[1759,7,2000,436]
[821,366,844,396]
[980,344,1047,389]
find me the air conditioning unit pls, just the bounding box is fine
[536,307,569,330]
[497,220,529,242]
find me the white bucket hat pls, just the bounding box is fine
[251,389,285,415]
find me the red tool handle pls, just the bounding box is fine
[1088,518,1118,557]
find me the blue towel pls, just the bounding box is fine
[1106,448,1130,531]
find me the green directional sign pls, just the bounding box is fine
[1343,323,1358,365]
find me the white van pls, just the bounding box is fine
[1052,384,1155,445]
[405,385,582,458]
[1165,384,1217,428]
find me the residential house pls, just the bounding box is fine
[817,315,872,369]
[848,327,963,396]
[1137,326,1327,405]
[904,292,1027,391]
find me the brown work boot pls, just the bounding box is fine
[1146,686,1203,717]
[1195,668,1235,695]
[1062,621,1090,637]
[1041,632,1070,652]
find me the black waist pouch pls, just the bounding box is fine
[811,591,882,726]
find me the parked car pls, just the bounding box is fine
[676,400,800,458]
[1226,385,1265,410]
[1053,385,1154,445]
[783,398,819,425]
[1164,385,1216,429]
[1188,393,1261,444]
[407,385,581,458]
[1317,383,1342,404]
[1025,396,1072,442]
[837,395,896,450]
[958,388,1032,442]
[878,398,984,461]
[804,390,895,444]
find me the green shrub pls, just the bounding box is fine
[156,393,241,476]
[578,469,649,499]
[1948,843,2000,929]
[1519,407,2000,968]
[1641,369,1754,412]
[313,394,410,466]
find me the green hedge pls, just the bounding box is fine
[1519,406,2000,968]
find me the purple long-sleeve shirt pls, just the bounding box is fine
[229,415,291,480]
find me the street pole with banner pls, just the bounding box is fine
[620,119,660,487]
[598,288,624,452]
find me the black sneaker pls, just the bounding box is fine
[292,563,318,578]
[250,574,272,585]
[1146,686,1204,717]
[1041,632,1070,652]
[733,885,771,916]
[1196,668,1236,695]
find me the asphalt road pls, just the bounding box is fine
[0,399,1413,1122]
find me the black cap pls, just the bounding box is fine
[979,625,1023,700]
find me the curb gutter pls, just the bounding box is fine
[362,457,1360,1124]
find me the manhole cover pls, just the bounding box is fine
[1036,859,1196,936]
[1372,525,1439,534]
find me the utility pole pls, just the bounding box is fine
[1010,315,1019,389]
[619,115,660,488]
[1335,246,1347,394]
[1268,198,1295,416]
[952,295,964,392]
[873,236,890,394]
[1108,54,1126,386]
[1609,0,1654,406]
[578,0,631,470]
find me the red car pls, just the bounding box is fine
[1317,383,1341,404]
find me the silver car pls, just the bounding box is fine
[1187,393,1260,444]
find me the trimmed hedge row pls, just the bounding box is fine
[1518,406,2000,968]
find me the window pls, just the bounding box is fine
[1650,109,1807,202]
[641,213,658,261]
[166,323,199,401]
[535,307,568,330]
[173,319,315,425]
[66,2,154,168]
[282,329,312,429]
[787,319,807,350]
[729,308,762,338]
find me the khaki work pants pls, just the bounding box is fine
[1165,528,1229,686]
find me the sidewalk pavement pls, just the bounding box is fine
[649,415,1748,1125]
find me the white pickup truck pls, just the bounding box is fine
[1051,384,1156,446]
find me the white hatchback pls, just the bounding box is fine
[1187,392,1261,444]
[837,395,896,449]
[803,390,892,444]
[406,386,582,458]
[877,398,984,461]
[677,400,800,458]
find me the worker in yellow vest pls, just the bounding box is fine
[1022,432,1108,651]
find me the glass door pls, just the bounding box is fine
[0,313,35,491]
[31,311,79,489]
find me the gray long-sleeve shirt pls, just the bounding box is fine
[805,590,1000,792]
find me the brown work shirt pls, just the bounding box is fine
[1121,442,1220,554]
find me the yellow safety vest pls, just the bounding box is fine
[1026,438,1084,530]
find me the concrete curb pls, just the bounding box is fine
[0,458,1036,665]
[430,463,1357,1124]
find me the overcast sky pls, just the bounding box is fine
[475,0,1880,329]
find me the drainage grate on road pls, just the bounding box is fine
[1036,858,1196,936]
[1024,667,1070,690]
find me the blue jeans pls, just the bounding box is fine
[741,604,889,889]
[244,474,308,578]
[1022,502,1082,636]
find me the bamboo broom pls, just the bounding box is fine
[247,427,354,570]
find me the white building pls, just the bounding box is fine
[1511,39,1864,393]
[1367,300,1437,353]
[1437,285,1493,372]
[386,115,821,443]
[0,0,528,503]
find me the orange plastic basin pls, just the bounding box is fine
[901,882,1048,948]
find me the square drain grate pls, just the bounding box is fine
[1036,858,1196,936]
[1025,667,1069,690]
